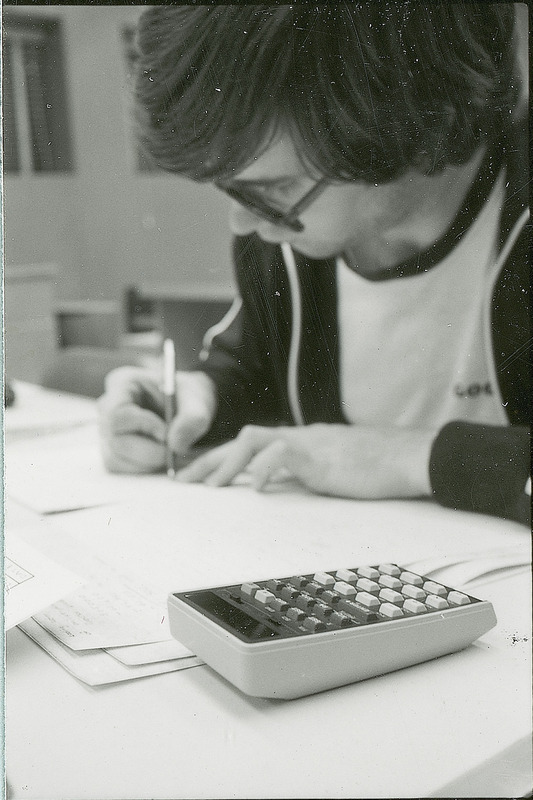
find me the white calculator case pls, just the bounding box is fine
[167,566,497,699]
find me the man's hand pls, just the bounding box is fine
[176,423,435,499]
[97,366,217,473]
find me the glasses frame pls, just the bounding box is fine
[215,176,329,232]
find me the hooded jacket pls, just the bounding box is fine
[199,119,530,525]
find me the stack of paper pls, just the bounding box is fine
[5,426,206,686]
[18,621,202,687]
[6,532,203,687]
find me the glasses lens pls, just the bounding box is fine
[218,183,303,231]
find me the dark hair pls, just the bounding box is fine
[134,3,521,183]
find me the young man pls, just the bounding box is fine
[98,4,530,524]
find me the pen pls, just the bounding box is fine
[163,338,177,478]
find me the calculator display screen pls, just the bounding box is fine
[179,590,281,641]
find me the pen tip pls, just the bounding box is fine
[167,468,176,479]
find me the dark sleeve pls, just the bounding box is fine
[429,422,531,525]
[198,236,290,444]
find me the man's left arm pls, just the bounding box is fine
[429,422,531,525]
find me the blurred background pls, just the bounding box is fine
[1,4,528,399]
[2,5,235,397]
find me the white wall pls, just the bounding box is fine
[3,5,235,314]
[3,3,527,313]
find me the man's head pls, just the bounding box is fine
[134,3,520,184]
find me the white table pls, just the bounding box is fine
[4,385,532,799]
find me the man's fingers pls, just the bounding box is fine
[97,366,175,474]
[175,442,235,483]
[168,412,211,453]
[203,441,256,486]
[102,366,163,407]
[176,426,278,485]
[168,371,218,453]
[247,440,288,490]
[101,433,165,473]
[108,405,167,443]
[98,400,167,474]
[201,427,279,486]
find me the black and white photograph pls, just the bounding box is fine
[2,2,531,798]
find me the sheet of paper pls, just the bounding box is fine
[405,544,531,582]
[33,576,173,650]
[12,522,176,650]
[104,639,193,666]
[18,619,203,686]
[5,425,202,515]
[5,426,119,513]
[65,480,531,612]
[4,536,86,630]
[4,381,97,441]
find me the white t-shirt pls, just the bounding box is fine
[337,170,509,430]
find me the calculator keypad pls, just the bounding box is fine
[184,564,481,642]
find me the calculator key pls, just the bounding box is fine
[314,571,335,586]
[401,584,426,601]
[448,591,471,606]
[338,599,379,623]
[335,568,358,583]
[304,581,326,597]
[423,581,447,596]
[240,583,260,598]
[379,602,404,618]
[255,589,276,605]
[265,579,286,593]
[320,589,340,605]
[280,586,301,602]
[295,593,316,610]
[378,564,401,577]
[329,610,354,628]
[286,607,306,623]
[333,581,356,597]
[289,576,310,589]
[379,588,404,604]
[356,566,380,580]
[302,616,327,633]
[313,602,335,620]
[403,598,427,615]
[270,598,290,613]
[425,594,449,610]
[378,575,403,590]
[400,571,424,586]
[356,578,380,594]
[355,591,381,609]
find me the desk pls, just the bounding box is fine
[4,385,532,799]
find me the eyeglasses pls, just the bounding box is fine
[215,176,329,232]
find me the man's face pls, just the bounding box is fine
[226,134,416,273]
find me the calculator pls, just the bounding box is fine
[167,563,497,699]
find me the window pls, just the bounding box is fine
[2,14,73,174]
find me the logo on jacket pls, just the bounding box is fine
[454,382,493,398]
